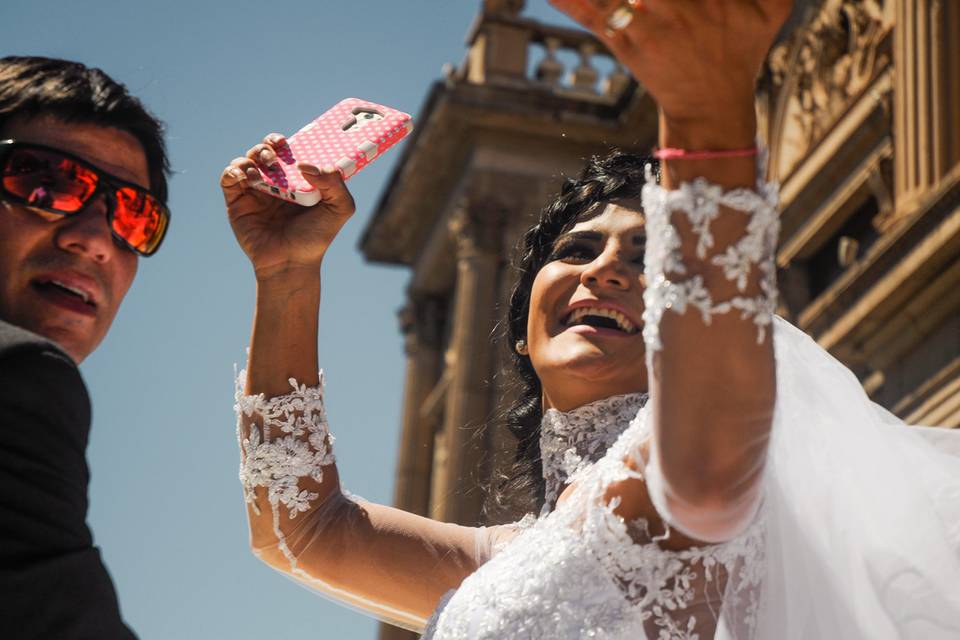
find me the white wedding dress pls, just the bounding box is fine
[234,166,960,639]
[422,317,960,639]
[423,390,767,639]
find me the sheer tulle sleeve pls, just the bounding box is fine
[233,369,495,632]
[632,162,780,542]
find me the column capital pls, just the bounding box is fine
[448,196,507,260]
[398,294,446,354]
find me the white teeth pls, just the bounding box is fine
[51,280,91,303]
[566,306,637,333]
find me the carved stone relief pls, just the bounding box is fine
[761,0,892,180]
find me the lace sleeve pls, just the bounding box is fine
[637,161,779,543]
[233,368,489,632]
[473,515,538,565]
[235,368,335,520]
[640,165,779,355]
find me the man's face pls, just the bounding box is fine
[0,114,149,363]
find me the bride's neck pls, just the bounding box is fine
[541,377,648,414]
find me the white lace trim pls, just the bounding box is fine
[426,398,767,639]
[540,392,648,514]
[586,411,766,636]
[234,369,335,518]
[641,167,780,357]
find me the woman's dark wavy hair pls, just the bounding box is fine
[0,56,170,202]
[486,149,658,519]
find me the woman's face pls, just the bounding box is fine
[526,201,648,412]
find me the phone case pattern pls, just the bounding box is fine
[257,98,413,205]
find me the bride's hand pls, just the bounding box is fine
[549,0,792,136]
[220,133,356,281]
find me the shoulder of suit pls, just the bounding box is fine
[0,318,75,366]
[0,319,90,426]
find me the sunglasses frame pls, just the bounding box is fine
[0,139,170,256]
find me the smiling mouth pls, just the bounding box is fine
[564,307,639,334]
[32,279,97,312]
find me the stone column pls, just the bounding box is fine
[430,198,505,526]
[894,0,960,211]
[378,296,446,640]
[392,295,445,517]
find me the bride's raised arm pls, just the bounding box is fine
[219,137,500,631]
[551,0,793,543]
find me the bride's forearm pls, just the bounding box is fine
[240,265,334,547]
[246,266,322,397]
[646,109,776,540]
[235,273,486,625]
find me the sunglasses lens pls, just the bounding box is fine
[1,147,98,211]
[1,143,170,256]
[112,187,169,255]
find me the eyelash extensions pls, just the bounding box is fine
[549,238,645,266]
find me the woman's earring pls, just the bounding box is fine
[515,339,529,356]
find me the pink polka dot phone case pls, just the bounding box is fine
[255,98,413,206]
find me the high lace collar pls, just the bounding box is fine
[539,392,648,514]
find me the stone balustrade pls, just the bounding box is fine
[458,14,636,103]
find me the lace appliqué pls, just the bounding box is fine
[641,167,780,357]
[425,403,767,640]
[584,414,767,639]
[234,369,335,518]
[540,392,648,514]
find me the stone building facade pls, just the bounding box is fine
[361,2,960,637]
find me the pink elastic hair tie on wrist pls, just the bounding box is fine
[653,147,758,161]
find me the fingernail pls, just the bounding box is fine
[260,150,274,165]
[321,165,336,174]
[299,163,320,175]
[231,168,245,180]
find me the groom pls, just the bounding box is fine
[0,56,170,638]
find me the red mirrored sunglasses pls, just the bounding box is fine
[0,140,170,256]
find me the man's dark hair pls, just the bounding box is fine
[486,150,658,520]
[0,56,170,202]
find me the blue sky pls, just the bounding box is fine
[2,1,578,638]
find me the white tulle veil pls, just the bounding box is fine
[755,317,960,639]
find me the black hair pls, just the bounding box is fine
[487,149,658,518]
[0,56,169,202]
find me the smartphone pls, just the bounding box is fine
[254,98,413,206]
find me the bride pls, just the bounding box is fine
[220,1,960,637]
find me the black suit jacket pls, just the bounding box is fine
[0,320,136,639]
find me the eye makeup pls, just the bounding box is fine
[549,234,599,262]
[548,230,646,265]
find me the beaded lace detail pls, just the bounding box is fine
[540,392,648,514]
[640,167,780,358]
[234,367,336,579]
[425,398,766,640]
[235,369,335,518]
